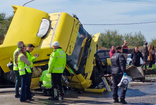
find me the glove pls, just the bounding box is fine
[123,73,127,76]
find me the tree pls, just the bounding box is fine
[150,38,156,47]
[98,30,123,48]
[123,31,146,47]
[98,30,146,49]
[0,13,13,44]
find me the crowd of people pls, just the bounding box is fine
[109,40,156,104]
[13,41,66,102]
[109,41,156,69]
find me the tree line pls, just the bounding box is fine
[98,30,156,49]
[0,13,12,44]
[0,13,156,48]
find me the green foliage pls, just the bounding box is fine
[124,31,145,47]
[0,13,13,43]
[98,30,123,48]
[98,30,146,48]
[150,38,156,47]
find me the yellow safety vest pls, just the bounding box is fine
[13,48,19,71]
[25,51,37,73]
[18,53,32,75]
[40,70,52,89]
[48,48,66,73]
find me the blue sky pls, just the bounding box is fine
[1,0,156,43]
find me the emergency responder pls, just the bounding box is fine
[16,44,32,102]
[39,70,52,96]
[13,41,24,98]
[26,44,39,98]
[48,41,66,100]
[111,46,127,104]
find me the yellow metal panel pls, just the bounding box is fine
[65,19,79,55]
[31,77,40,89]
[51,12,78,55]
[3,5,49,47]
[107,58,111,66]
[84,88,106,93]
[85,33,100,79]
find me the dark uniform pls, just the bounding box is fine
[111,51,127,102]
[131,50,143,67]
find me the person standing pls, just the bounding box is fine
[122,40,128,60]
[111,46,127,104]
[13,41,24,98]
[16,44,32,102]
[131,46,143,67]
[48,41,66,100]
[151,45,155,65]
[148,45,155,68]
[109,46,116,58]
[141,42,149,70]
[26,44,39,99]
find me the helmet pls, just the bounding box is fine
[52,41,60,47]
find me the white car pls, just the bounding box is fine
[126,54,143,66]
[127,54,132,65]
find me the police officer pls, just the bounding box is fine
[39,70,52,96]
[16,44,32,102]
[13,41,24,98]
[111,46,127,104]
[48,41,66,100]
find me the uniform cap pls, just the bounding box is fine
[52,41,60,47]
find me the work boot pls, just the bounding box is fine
[120,99,127,104]
[61,93,64,100]
[113,98,119,103]
[15,94,20,98]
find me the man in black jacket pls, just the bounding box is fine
[111,46,127,104]
[131,46,143,67]
[141,42,148,69]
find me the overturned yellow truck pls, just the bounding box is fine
[0,5,110,93]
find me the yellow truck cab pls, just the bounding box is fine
[0,5,110,93]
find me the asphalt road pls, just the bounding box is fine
[0,82,156,105]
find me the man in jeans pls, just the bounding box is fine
[13,41,24,98]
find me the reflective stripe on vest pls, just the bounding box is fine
[19,69,25,72]
[48,48,66,73]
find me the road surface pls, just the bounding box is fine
[0,82,156,105]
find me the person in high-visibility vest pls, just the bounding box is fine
[48,41,66,100]
[16,44,32,102]
[39,70,52,96]
[13,41,24,98]
[26,44,39,97]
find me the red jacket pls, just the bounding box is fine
[109,50,116,58]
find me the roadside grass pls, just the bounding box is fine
[143,64,156,70]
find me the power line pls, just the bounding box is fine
[83,21,156,26]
